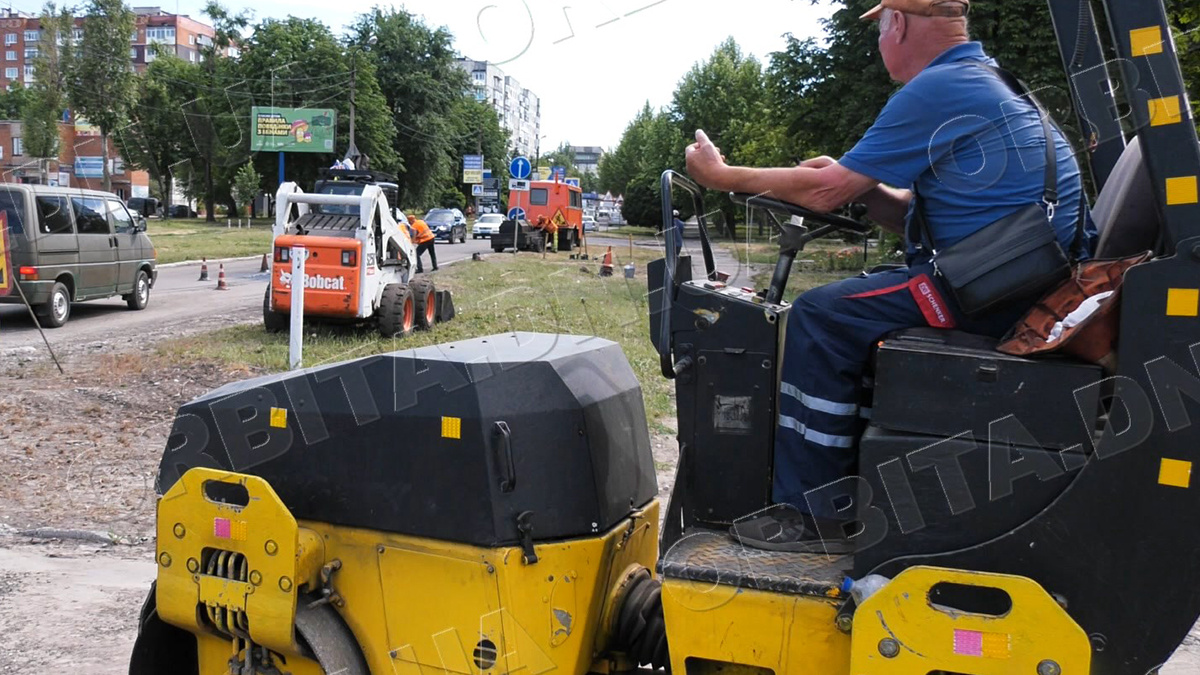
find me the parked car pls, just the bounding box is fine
[425,208,467,243]
[127,197,161,218]
[473,213,505,239]
[582,215,598,232]
[0,185,157,327]
[168,204,197,218]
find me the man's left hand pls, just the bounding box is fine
[686,129,729,190]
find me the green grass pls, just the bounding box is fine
[148,219,274,264]
[157,246,677,431]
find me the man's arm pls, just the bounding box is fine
[856,184,913,234]
[685,130,880,214]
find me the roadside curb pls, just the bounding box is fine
[159,254,265,269]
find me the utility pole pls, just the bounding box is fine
[345,39,375,169]
[346,54,359,165]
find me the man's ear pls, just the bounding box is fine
[893,10,909,43]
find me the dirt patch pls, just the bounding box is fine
[0,352,258,540]
[0,541,155,675]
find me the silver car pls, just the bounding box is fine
[473,213,505,239]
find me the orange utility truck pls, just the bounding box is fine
[502,179,584,252]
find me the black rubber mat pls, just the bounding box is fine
[658,529,852,598]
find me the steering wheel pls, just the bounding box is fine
[729,193,873,254]
[727,193,874,306]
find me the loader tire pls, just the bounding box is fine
[263,287,288,333]
[410,278,437,330]
[378,283,415,338]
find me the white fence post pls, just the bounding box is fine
[289,246,306,370]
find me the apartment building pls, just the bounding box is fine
[0,6,222,89]
[570,146,603,175]
[0,118,151,198]
[456,58,542,160]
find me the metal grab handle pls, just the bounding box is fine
[657,170,720,380]
[493,421,516,492]
[662,171,718,281]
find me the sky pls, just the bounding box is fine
[14,0,834,151]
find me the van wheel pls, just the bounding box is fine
[410,278,437,330]
[126,270,151,310]
[37,282,71,328]
[378,283,415,338]
[263,287,288,333]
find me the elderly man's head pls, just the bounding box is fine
[865,0,970,83]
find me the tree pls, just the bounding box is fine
[350,8,468,206]
[0,83,32,119]
[65,0,136,192]
[22,4,71,176]
[188,0,249,221]
[119,56,198,220]
[232,162,261,216]
[446,97,509,209]
[672,38,778,235]
[234,16,396,201]
[540,142,576,172]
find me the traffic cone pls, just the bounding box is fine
[260,253,269,273]
[198,258,209,281]
[216,263,229,291]
[599,247,614,277]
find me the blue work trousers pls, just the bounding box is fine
[773,262,1027,516]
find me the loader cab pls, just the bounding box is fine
[313,169,401,220]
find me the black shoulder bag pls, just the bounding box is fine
[914,64,1085,320]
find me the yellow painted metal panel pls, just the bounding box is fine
[1167,288,1200,317]
[155,468,301,655]
[850,566,1090,674]
[661,578,851,675]
[1159,458,1193,488]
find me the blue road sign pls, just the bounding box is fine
[551,166,567,181]
[463,154,484,170]
[509,156,531,180]
[507,207,527,220]
[565,177,580,187]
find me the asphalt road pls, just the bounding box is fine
[0,237,495,354]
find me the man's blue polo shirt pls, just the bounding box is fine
[839,42,1089,256]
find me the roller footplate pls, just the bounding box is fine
[658,529,851,597]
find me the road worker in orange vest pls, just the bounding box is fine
[408,214,438,273]
[536,214,558,252]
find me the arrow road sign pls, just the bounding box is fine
[508,207,527,220]
[509,156,532,180]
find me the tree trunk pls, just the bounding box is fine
[101,133,111,193]
[159,176,171,221]
[204,159,215,222]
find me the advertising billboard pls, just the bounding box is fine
[251,107,337,153]
[75,156,104,179]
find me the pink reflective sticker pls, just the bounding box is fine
[954,629,984,657]
[214,517,231,539]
